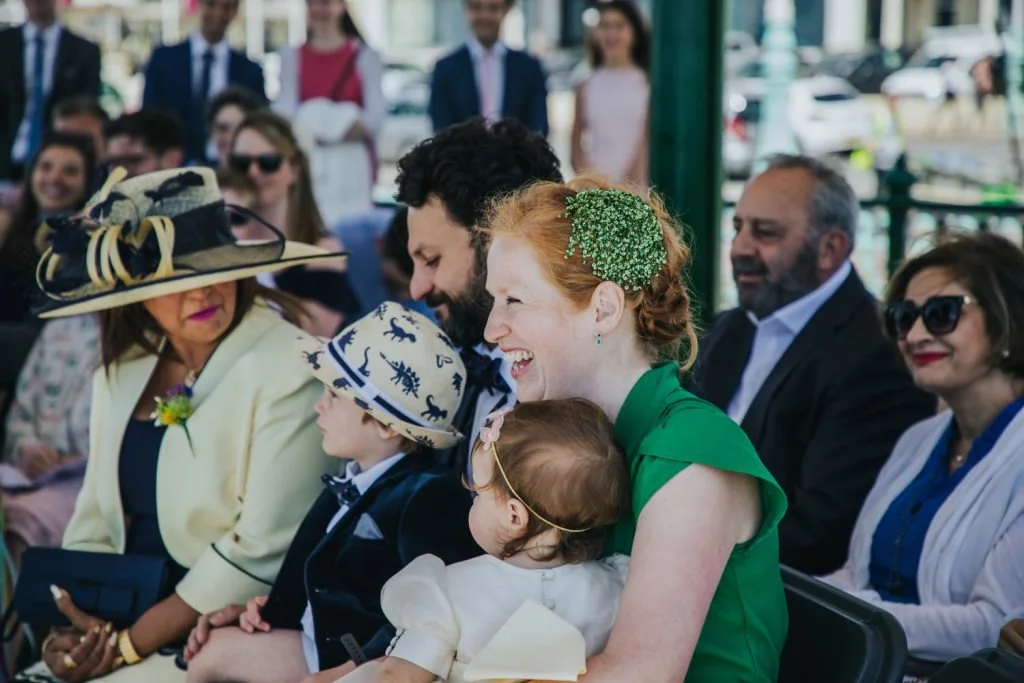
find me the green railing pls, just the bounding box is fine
[716,160,1024,312]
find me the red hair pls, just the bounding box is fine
[482,175,698,367]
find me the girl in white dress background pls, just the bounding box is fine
[340,399,632,683]
[570,0,651,186]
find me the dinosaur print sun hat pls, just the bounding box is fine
[295,301,467,449]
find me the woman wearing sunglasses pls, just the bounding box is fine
[228,110,362,336]
[822,232,1024,665]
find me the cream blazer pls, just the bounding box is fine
[63,304,334,614]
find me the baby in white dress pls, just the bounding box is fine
[338,399,632,683]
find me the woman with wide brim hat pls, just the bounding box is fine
[14,166,339,683]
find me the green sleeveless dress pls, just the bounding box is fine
[605,363,789,682]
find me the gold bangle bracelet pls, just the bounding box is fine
[117,629,142,665]
[41,632,58,655]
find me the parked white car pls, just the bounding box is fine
[880,53,975,102]
[724,31,759,77]
[881,27,1000,102]
[723,75,872,177]
[377,64,432,163]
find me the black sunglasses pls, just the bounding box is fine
[884,295,975,341]
[228,153,284,174]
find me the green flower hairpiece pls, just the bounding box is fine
[563,188,668,291]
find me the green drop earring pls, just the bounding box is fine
[596,333,603,346]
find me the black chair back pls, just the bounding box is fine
[929,648,1024,683]
[780,566,907,683]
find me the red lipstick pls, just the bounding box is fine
[912,352,947,367]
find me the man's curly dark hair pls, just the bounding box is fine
[395,118,563,232]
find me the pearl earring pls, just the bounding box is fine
[1003,349,1011,359]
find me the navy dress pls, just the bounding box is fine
[118,418,188,585]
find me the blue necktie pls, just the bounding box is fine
[27,32,46,161]
[198,48,214,105]
[197,49,215,161]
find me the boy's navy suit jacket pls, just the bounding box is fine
[260,455,480,668]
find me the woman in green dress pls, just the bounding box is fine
[481,177,789,682]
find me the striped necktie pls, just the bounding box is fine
[27,32,46,161]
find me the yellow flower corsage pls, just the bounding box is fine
[151,384,195,449]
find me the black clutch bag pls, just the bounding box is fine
[1,548,173,639]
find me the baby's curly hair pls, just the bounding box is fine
[472,399,629,564]
[395,118,562,239]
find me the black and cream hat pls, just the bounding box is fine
[32,166,346,318]
[296,302,467,449]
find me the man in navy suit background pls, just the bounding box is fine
[0,0,101,182]
[142,0,266,166]
[429,0,549,137]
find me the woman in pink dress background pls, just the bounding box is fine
[273,0,385,225]
[571,0,650,187]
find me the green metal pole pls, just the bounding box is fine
[1006,0,1024,188]
[649,0,725,325]
[884,154,916,277]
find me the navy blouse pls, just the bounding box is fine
[118,418,188,584]
[869,397,1024,603]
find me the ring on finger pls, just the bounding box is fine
[62,653,77,670]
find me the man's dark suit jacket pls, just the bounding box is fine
[260,455,480,669]
[0,25,101,180]
[690,269,936,575]
[142,41,265,164]
[429,44,549,136]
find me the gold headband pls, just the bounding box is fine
[489,441,591,535]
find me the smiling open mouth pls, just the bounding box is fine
[505,349,534,380]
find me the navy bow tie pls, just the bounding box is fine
[322,474,360,506]
[460,348,510,395]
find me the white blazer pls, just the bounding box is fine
[63,304,335,614]
[823,410,1024,661]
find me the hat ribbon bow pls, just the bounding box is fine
[37,215,178,298]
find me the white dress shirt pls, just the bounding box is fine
[11,21,63,163]
[468,343,517,453]
[466,38,506,123]
[189,31,231,161]
[300,452,406,672]
[727,260,852,424]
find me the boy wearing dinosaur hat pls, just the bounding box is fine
[183,302,480,683]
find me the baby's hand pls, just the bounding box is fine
[239,595,271,633]
[183,603,246,662]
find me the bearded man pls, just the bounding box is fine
[396,117,562,474]
[692,154,935,575]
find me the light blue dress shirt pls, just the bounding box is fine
[727,260,853,423]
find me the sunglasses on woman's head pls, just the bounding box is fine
[228,153,284,174]
[884,295,974,341]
